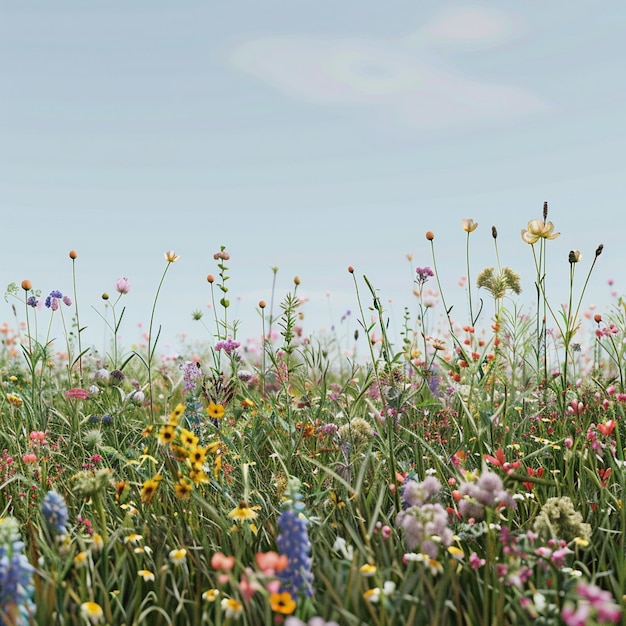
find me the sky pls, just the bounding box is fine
[1,1,625,358]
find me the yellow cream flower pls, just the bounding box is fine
[80,602,104,624]
[164,250,181,263]
[462,218,478,233]
[521,219,560,244]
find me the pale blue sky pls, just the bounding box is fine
[1,1,625,356]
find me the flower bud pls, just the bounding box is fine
[69,250,78,259]
[425,231,435,241]
[21,280,32,291]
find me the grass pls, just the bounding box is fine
[0,206,625,626]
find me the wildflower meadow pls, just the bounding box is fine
[2,204,626,626]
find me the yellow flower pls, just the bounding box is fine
[462,218,478,233]
[179,428,199,448]
[521,219,560,244]
[80,601,104,624]
[187,444,207,467]
[141,475,162,504]
[169,403,186,424]
[6,393,23,406]
[174,477,194,499]
[207,402,225,420]
[221,597,243,619]
[360,563,377,577]
[448,546,464,560]
[363,587,381,603]
[138,569,155,581]
[203,588,220,602]
[164,250,181,263]
[169,548,187,565]
[91,533,104,552]
[228,502,259,522]
[124,533,143,545]
[74,551,89,568]
[157,424,176,446]
[269,591,296,615]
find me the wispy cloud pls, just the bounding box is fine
[228,6,549,134]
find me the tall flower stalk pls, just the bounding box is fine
[138,250,180,423]
[521,202,560,388]
[462,218,479,325]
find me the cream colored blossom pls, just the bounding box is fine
[521,219,560,244]
[462,218,478,233]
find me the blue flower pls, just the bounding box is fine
[42,490,69,535]
[277,509,314,600]
[0,517,35,625]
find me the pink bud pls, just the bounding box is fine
[115,277,131,294]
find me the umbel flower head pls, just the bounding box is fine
[476,267,522,299]
[521,218,560,244]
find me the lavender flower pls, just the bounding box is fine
[26,296,38,308]
[42,490,69,535]
[0,517,35,625]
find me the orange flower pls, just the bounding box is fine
[269,591,296,615]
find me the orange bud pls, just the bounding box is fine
[21,280,32,291]
[207,275,214,283]
[425,231,435,241]
[69,250,78,259]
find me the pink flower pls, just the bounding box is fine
[115,277,131,294]
[65,388,90,400]
[210,552,235,571]
[22,453,37,464]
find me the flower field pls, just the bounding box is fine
[1,206,625,625]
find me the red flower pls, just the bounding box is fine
[65,388,90,400]
[597,420,616,437]
[522,466,544,491]
[484,448,521,474]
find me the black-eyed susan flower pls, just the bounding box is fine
[269,591,296,615]
[157,424,176,446]
[169,403,186,425]
[141,475,162,504]
[187,444,207,468]
[207,402,225,420]
[179,428,198,448]
[174,477,193,499]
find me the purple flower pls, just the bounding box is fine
[415,267,435,285]
[214,338,241,355]
[26,296,38,308]
[179,361,202,392]
[62,295,72,306]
